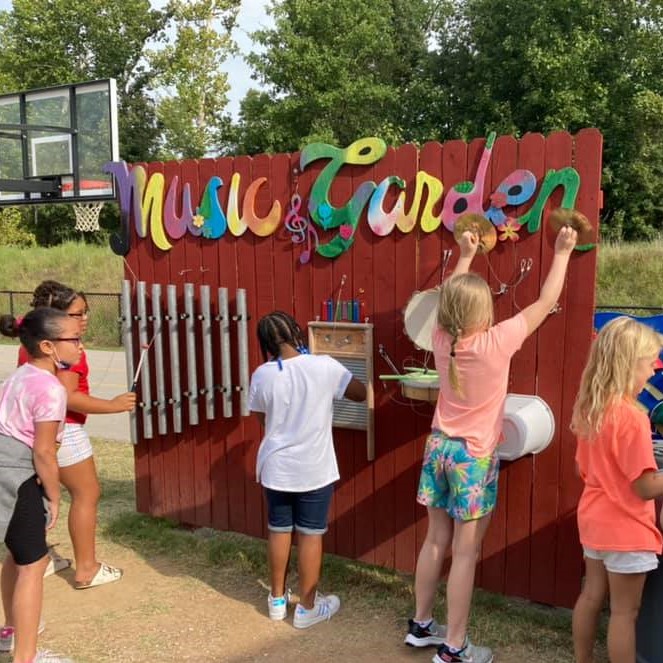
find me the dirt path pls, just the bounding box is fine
[32,538,559,663]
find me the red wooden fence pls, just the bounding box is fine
[123,129,602,608]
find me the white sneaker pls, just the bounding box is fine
[267,588,292,620]
[293,592,340,629]
[33,650,75,663]
[0,619,45,652]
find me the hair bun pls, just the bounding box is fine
[0,314,20,338]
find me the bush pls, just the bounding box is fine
[0,207,36,247]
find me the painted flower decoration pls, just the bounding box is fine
[192,214,205,228]
[490,190,508,209]
[339,224,354,241]
[497,217,522,242]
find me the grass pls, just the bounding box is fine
[92,439,603,661]
[0,242,123,347]
[596,239,663,310]
[0,242,123,292]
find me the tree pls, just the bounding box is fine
[233,0,441,153]
[150,0,240,159]
[0,0,169,162]
[430,0,663,239]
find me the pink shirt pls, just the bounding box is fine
[432,313,528,457]
[18,346,89,425]
[0,363,67,448]
[576,399,663,553]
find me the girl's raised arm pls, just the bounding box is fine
[521,226,577,337]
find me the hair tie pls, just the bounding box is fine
[450,350,456,358]
[276,357,283,371]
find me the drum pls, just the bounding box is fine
[403,288,439,352]
[401,377,439,403]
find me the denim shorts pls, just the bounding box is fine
[264,483,334,535]
[417,430,500,521]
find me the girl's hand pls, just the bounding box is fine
[111,392,137,412]
[554,226,578,255]
[47,499,59,531]
[458,230,479,258]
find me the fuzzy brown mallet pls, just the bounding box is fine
[453,212,498,253]
[547,208,594,244]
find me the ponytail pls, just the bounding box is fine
[0,308,68,357]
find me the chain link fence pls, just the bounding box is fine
[0,290,122,348]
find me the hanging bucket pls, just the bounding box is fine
[498,394,555,461]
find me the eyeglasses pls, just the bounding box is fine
[68,311,89,319]
[50,337,82,347]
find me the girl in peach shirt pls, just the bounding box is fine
[572,317,663,663]
[406,222,577,663]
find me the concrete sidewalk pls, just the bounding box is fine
[0,343,131,442]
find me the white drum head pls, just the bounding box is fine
[403,289,439,352]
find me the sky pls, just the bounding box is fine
[220,0,271,117]
[0,0,271,119]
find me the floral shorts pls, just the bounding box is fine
[417,430,500,521]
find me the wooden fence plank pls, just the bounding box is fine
[554,128,603,607]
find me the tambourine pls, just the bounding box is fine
[403,288,439,352]
[547,208,594,245]
[453,213,497,253]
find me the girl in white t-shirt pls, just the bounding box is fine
[249,312,366,629]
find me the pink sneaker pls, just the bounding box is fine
[0,619,45,652]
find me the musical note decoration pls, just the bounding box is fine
[284,193,320,264]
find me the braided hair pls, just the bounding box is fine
[30,280,77,311]
[437,273,493,396]
[257,311,307,369]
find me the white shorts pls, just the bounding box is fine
[57,424,94,468]
[583,547,659,574]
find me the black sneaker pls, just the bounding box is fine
[432,641,494,663]
[404,618,446,647]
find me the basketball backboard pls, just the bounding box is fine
[0,79,119,205]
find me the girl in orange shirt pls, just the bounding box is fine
[572,317,663,663]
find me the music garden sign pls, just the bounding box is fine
[104,131,590,261]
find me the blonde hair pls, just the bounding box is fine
[437,273,494,396]
[571,317,663,438]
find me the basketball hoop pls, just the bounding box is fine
[73,201,104,232]
[62,180,111,232]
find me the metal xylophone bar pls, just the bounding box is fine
[236,288,250,417]
[166,285,183,434]
[200,285,215,421]
[184,283,199,426]
[136,281,153,439]
[151,283,167,436]
[120,279,138,445]
[218,287,233,418]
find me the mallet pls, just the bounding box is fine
[130,330,159,392]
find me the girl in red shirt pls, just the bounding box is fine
[20,281,135,590]
[572,317,663,663]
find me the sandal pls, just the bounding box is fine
[44,549,72,578]
[74,562,123,589]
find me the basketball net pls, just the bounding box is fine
[73,201,104,232]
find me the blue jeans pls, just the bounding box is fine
[264,483,334,535]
